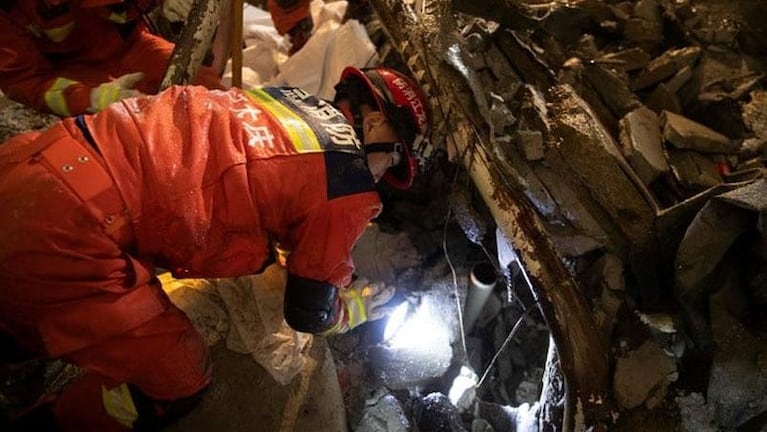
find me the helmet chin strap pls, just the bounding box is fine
[364,142,403,155]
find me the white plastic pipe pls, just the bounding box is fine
[463,261,498,333]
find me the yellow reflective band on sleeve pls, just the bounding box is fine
[244,89,321,153]
[43,21,75,43]
[101,383,139,429]
[108,11,129,24]
[44,77,78,116]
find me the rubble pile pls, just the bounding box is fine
[366,0,767,430]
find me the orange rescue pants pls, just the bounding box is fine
[0,125,211,431]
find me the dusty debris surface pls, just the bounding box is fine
[2,0,767,430]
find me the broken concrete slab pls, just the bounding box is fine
[619,106,670,184]
[586,63,642,117]
[516,129,544,161]
[631,47,702,91]
[356,392,410,432]
[667,149,722,192]
[743,90,767,141]
[665,65,694,93]
[624,17,663,47]
[675,392,718,432]
[708,302,767,428]
[613,339,677,409]
[645,83,683,114]
[661,110,737,154]
[597,47,651,72]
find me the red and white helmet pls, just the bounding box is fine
[339,66,432,189]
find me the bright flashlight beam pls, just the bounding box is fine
[384,301,410,341]
[384,297,450,353]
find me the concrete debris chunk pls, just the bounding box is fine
[743,90,767,141]
[516,129,544,161]
[709,303,767,428]
[668,150,722,191]
[661,110,737,154]
[646,83,682,114]
[675,392,718,432]
[619,106,669,184]
[355,392,410,432]
[587,64,641,116]
[665,65,694,93]
[631,47,702,91]
[632,0,661,23]
[613,339,678,409]
[624,17,663,46]
[597,47,651,72]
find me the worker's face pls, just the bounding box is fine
[362,111,402,183]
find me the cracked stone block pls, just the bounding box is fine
[516,129,544,161]
[614,339,678,409]
[709,303,767,428]
[668,149,722,192]
[743,90,767,141]
[620,106,669,184]
[598,47,651,72]
[631,47,702,91]
[646,83,682,114]
[661,110,737,154]
[624,17,663,45]
[665,65,694,93]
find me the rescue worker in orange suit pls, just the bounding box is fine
[0,0,226,117]
[0,66,431,431]
[267,0,313,54]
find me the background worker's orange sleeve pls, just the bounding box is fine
[267,0,312,35]
[0,12,93,115]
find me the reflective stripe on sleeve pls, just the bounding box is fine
[108,11,128,24]
[44,78,79,116]
[101,383,139,429]
[244,88,321,153]
[43,21,75,42]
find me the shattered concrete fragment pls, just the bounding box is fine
[709,302,767,428]
[355,392,410,432]
[675,392,718,432]
[667,150,722,191]
[645,83,682,114]
[597,48,651,72]
[631,47,702,91]
[586,64,641,117]
[632,0,661,23]
[624,18,663,46]
[743,90,767,141]
[693,26,738,45]
[619,106,670,184]
[661,110,737,154]
[613,339,677,409]
[664,65,694,93]
[516,129,544,161]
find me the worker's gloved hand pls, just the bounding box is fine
[322,278,395,335]
[88,73,146,113]
[161,0,194,22]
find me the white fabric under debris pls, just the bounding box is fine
[222,0,378,100]
[161,265,312,386]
